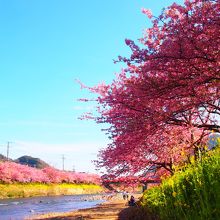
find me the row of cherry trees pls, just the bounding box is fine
[82,0,220,181]
[0,161,100,184]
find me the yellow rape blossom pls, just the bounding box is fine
[172,191,177,197]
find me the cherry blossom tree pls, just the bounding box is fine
[83,0,220,180]
[0,161,101,184]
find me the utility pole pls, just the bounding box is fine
[6,141,12,160]
[62,154,65,171]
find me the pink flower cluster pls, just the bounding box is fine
[82,0,220,183]
[0,161,101,184]
[141,8,153,19]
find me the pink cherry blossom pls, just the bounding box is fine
[0,161,101,184]
[81,0,220,184]
[141,8,153,19]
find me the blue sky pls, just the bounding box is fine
[0,0,184,173]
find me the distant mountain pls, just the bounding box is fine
[14,155,49,169]
[0,154,8,162]
[208,133,220,150]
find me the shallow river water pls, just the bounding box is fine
[0,194,105,220]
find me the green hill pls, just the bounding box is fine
[14,155,49,169]
[0,154,8,162]
[0,154,50,169]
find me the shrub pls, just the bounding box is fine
[142,146,220,219]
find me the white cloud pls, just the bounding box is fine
[0,120,97,130]
[15,140,102,154]
[11,140,106,173]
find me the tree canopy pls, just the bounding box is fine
[82,0,220,182]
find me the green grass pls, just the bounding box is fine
[0,183,104,199]
[141,145,220,220]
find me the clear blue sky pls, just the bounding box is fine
[0,0,183,173]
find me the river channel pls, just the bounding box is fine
[0,194,106,220]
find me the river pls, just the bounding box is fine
[0,194,106,220]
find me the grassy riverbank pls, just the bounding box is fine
[0,183,104,199]
[141,146,220,219]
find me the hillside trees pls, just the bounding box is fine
[83,0,220,180]
[0,161,101,184]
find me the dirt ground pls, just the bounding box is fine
[29,194,147,220]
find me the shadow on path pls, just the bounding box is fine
[34,203,125,220]
[118,205,158,220]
